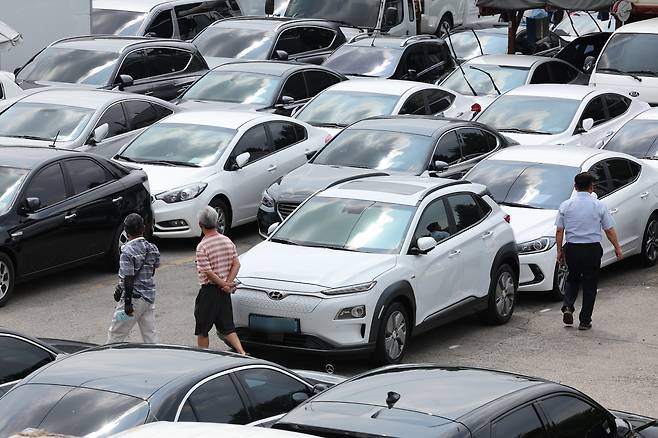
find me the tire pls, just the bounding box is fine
[107,220,129,271]
[437,14,453,38]
[373,302,410,365]
[483,264,517,325]
[210,198,231,235]
[0,253,16,307]
[548,262,568,302]
[639,214,658,267]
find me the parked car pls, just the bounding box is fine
[465,145,658,300]
[236,175,518,364]
[0,89,177,157]
[602,108,658,158]
[14,36,208,101]
[589,17,658,105]
[114,110,325,237]
[175,61,346,116]
[294,79,477,136]
[0,71,23,101]
[322,35,454,83]
[273,365,658,438]
[111,422,318,438]
[192,17,349,67]
[0,328,95,397]
[0,146,151,306]
[257,115,515,235]
[0,344,343,437]
[552,10,616,42]
[92,0,242,39]
[475,84,649,147]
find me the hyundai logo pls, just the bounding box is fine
[630,91,640,97]
[267,291,285,301]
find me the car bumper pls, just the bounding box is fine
[257,206,279,238]
[152,197,205,238]
[518,247,557,292]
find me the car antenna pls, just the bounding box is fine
[445,31,478,96]
[50,130,60,148]
[386,391,400,409]
[470,28,484,56]
[469,65,501,95]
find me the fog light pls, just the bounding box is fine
[158,219,188,228]
[335,305,366,320]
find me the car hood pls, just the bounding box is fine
[175,99,265,112]
[497,132,562,145]
[203,56,245,69]
[17,80,99,90]
[501,206,558,243]
[239,241,397,289]
[118,162,213,195]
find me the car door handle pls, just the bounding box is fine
[448,249,461,258]
[482,231,494,239]
[10,231,23,239]
[112,196,124,204]
[640,192,650,199]
[65,213,77,221]
[604,131,615,137]
[144,91,154,96]
[609,208,619,215]
[267,165,277,172]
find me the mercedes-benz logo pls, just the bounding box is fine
[630,91,640,97]
[267,291,285,301]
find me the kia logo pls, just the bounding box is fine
[267,291,285,301]
[629,91,640,97]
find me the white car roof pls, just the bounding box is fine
[486,145,613,167]
[325,79,434,96]
[94,0,169,12]
[110,422,316,438]
[504,84,599,100]
[467,54,546,68]
[17,89,146,109]
[161,110,270,129]
[613,17,658,34]
[635,108,658,121]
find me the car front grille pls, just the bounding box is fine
[277,202,300,220]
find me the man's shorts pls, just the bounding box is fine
[194,284,235,337]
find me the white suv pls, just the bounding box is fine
[235,175,518,364]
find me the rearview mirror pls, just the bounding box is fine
[21,197,41,214]
[583,55,596,73]
[116,74,134,90]
[89,123,109,145]
[265,0,275,15]
[268,222,280,235]
[234,152,250,169]
[273,50,289,61]
[414,236,437,255]
[581,118,594,132]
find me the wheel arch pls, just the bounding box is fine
[491,242,520,283]
[368,280,417,343]
[0,247,17,274]
[209,193,233,226]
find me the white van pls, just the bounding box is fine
[589,17,658,105]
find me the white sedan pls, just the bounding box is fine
[114,110,326,237]
[475,84,649,148]
[465,145,658,300]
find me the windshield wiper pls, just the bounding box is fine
[628,70,658,77]
[499,128,552,135]
[4,134,53,141]
[270,237,301,246]
[114,154,138,163]
[500,201,539,209]
[140,159,200,168]
[597,68,643,82]
[313,122,346,128]
[469,66,501,95]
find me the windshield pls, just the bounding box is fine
[92,9,146,35]
[467,160,579,209]
[193,27,274,59]
[441,64,529,96]
[182,71,282,105]
[273,197,415,254]
[554,13,612,37]
[597,33,658,75]
[16,47,119,86]
[285,0,380,28]
[477,96,580,135]
[323,46,399,77]
[448,31,508,60]
[120,123,235,167]
[313,129,433,173]
[0,167,28,215]
[604,120,658,158]
[0,103,94,142]
[296,91,399,128]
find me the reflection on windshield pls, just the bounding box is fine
[122,123,236,166]
[297,91,398,127]
[448,31,508,60]
[441,64,529,96]
[597,33,658,75]
[273,197,415,253]
[182,71,282,105]
[604,120,658,158]
[285,0,379,28]
[477,96,580,134]
[554,13,613,36]
[324,46,398,77]
[193,28,273,59]
[0,167,28,215]
[0,103,94,142]
[92,9,146,35]
[313,129,433,173]
[467,160,580,209]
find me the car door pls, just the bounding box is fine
[114,50,154,96]
[176,374,251,424]
[491,404,550,438]
[538,395,616,438]
[275,72,309,116]
[87,102,130,153]
[0,334,55,397]
[266,121,310,177]
[594,94,632,147]
[571,95,610,147]
[450,128,497,178]
[142,48,199,100]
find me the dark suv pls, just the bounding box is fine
[15,36,208,101]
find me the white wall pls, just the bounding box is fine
[0,0,92,71]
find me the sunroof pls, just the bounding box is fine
[343,181,425,195]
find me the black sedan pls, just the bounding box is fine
[274,365,658,438]
[0,146,152,306]
[175,61,346,116]
[0,344,343,437]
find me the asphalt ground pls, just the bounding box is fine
[3,224,658,417]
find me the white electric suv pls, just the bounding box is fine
[234,175,518,364]
[465,146,658,300]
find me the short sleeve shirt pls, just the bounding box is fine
[555,192,615,244]
[119,237,160,302]
[196,233,238,285]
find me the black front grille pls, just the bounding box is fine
[277,202,300,219]
[236,328,335,350]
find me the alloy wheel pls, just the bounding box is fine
[645,220,658,263]
[214,206,227,235]
[0,261,11,300]
[495,271,515,318]
[384,310,407,361]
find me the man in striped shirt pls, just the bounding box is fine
[194,206,246,354]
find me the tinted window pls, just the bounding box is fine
[540,396,613,438]
[187,53,208,72]
[16,48,119,86]
[494,405,548,438]
[304,70,341,96]
[399,92,427,115]
[124,101,159,129]
[118,50,148,81]
[448,193,483,232]
[403,46,428,73]
[145,48,192,76]
[236,368,309,419]
[145,9,174,38]
[175,3,222,40]
[65,159,114,195]
[25,164,67,208]
[597,33,658,76]
[154,103,174,119]
[433,131,461,164]
[382,0,404,29]
[459,128,492,159]
[413,199,452,245]
[229,124,272,166]
[604,94,630,119]
[426,89,454,114]
[530,63,551,83]
[549,61,579,83]
[581,97,607,126]
[276,27,335,55]
[184,375,249,423]
[589,161,612,198]
[607,158,638,190]
[281,72,308,101]
[268,122,305,150]
[97,103,129,138]
[0,337,52,384]
[603,120,658,158]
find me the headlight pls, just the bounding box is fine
[517,236,556,254]
[156,183,207,204]
[322,281,376,296]
[335,305,366,320]
[261,189,274,211]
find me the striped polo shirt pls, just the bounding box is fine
[195,232,238,285]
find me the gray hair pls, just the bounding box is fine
[198,206,218,229]
[124,213,145,237]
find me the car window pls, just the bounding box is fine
[581,97,607,127]
[433,131,461,164]
[540,395,614,438]
[145,48,192,76]
[123,100,160,130]
[607,158,639,191]
[96,103,129,138]
[228,124,273,167]
[235,368,309,420]
[493,405,548,438]
[24,164,67,208]
[483,130,499,150]
[118,50,148,81]
[399,91,427,115]
[530,63,551,83]
[0,336,53,384]
[179,375,249,424]
[548,61,579,83]
[145,9,174,38]
[153,103,175,119]
[276,27,335,56]
[175,2,238,40]
[588,161,612,198]
[64,159,115,195]
[603,120,658,158]
[382,0,404,30]
[268,122,306,150]
[187,53,208,72]
[604,94,630,119]
[447,193,484,232]
[403,45,428,73]
[304,70,341,97]
[458,128,492,160]
[425,89,454,114]
[280,72,308,101]
[413,198,452,245]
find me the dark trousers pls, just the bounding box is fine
[562,242,603,325]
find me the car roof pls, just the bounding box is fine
[635,108,658,121]
[22,344,269,399]
[466,54,546,68]
[487,145,611,167]
[613,17,658,34]
[53,35,177,52]
[213,61,314,76]
[16,88,142,109]
[0,146,82,169]
[160,110,269,129]
[349,36,443,49]
[209,17,325,32]
[351,116,468,136]
[93,0,170,12]
[326,79,428,95]
[504,84,598,100]
[113,422,317,438]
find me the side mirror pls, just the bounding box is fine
[583,55,596,73]
[276,95,294,108]
[13,67,21,76]
[292,391,310,405]
[305,150,317,160]
[89,123,109,146]
[273,50,289,61]
[21,197,41,214]
[265,0,275,15]
[406,69,418,80]
[614,418,632,437]
[385,6,399,25]
[233,152,250,169]
[116,74,134,90]
[432,160,449,172]
[267,222,280,235]
[581,118,594,132]
[413,236,437,254]
[312,383,329,394]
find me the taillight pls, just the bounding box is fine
[471,103,482,114]
[504,214,510,223]
[324,134,333,144]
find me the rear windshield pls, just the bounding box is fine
[597,33,658,76]
[603,119,658,158]
[92,9,146,35]
[193,27,274,59]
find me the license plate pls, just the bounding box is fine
[249,314,300,334]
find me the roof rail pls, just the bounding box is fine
[400,34,437,47]
[325,172,390,190]
[419,180,470,201]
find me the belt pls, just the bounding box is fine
[131,292,153,304]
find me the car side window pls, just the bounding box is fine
[604,94,630,119]
[447,193,484,232]
[175,2,233,40]
[280,72,308,101]
[0,336,53,384]
[304,71,341,97]
[95,103,129,139]
[403,45,428,75]
[425,89,455,114]
[399,91,428,115]
[268,122,306,150]
[413,198,452,245]
[117,50,148,81]
[64,159,115,195]
[178,375,249,424]
[145,48,192,77]
[145,9,174,38]
[588,161,612,198]
[433,131,461,164]
[548,61,579,83]
[382,0,404,29]
[493,405,548,438]
[458,128,492,160]
[276,27,335,56]
[154,103,175,119]
[227,124,273,169]
[24,163,67,209]
[539,395,614,438]
[235,368,310,420]
[424,44,450,77]
[581,97,607,127]
[530,63,551,84]
[123,100,160,130]
[607,158,639,191]
[186,52,208,73]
